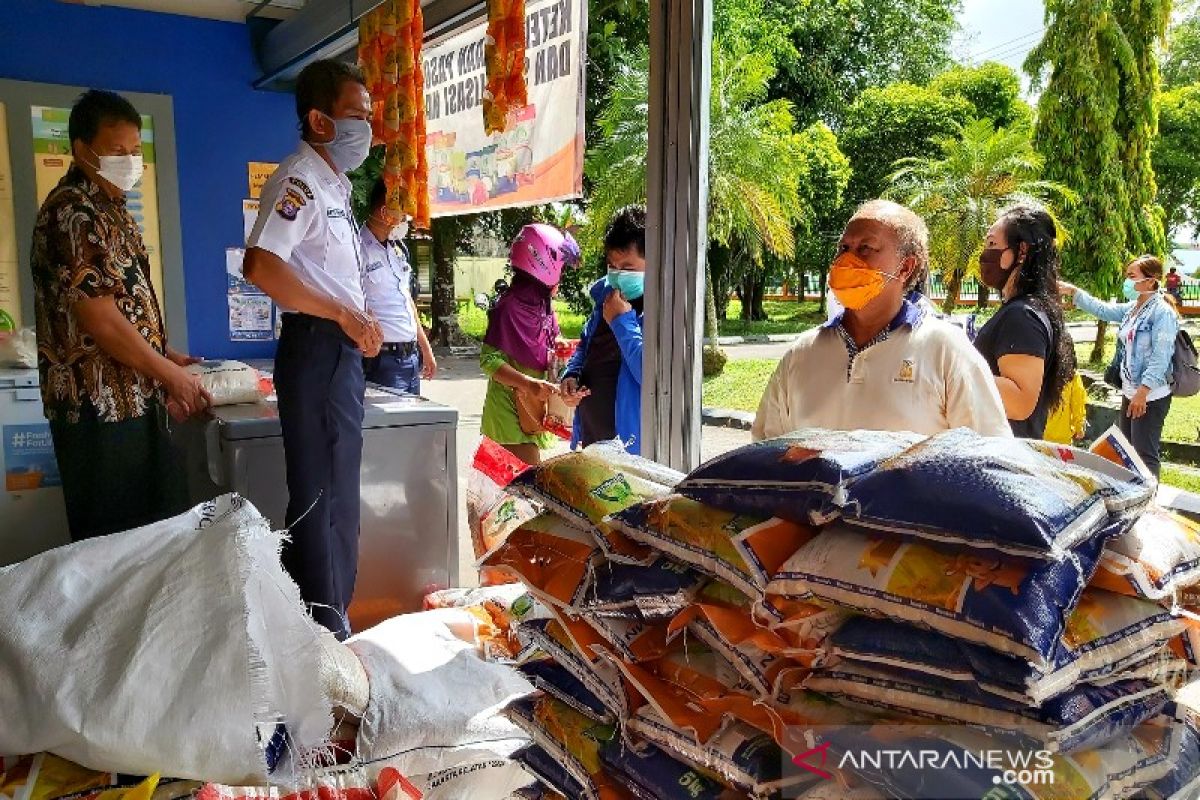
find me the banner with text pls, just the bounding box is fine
[423,0,585,216]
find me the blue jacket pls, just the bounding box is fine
[1074,289,1178,392]
[564,278,644,453]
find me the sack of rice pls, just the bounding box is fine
[676,429,924,525]
[510,452,672,564]
[504,695,626,800]
[607,495,815,600]
[839,429,1151,561]
[477,513,603,611]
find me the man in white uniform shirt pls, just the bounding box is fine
[244,60,382,640]
[360,178,436,394]
[753,200,1010,441]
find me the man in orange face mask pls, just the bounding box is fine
[752,200,1010,440]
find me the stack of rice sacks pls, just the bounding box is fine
[481,430,1200,800]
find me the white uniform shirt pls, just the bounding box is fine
[359,228,418,343]
[247,142,366,313]
[753,303,1011,440]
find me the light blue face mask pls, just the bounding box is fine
[607,269,645,300]
[1123,278,1142,302]
[318,112,373,174]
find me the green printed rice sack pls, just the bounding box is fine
[504,695,626,800]
[510,452,670,564]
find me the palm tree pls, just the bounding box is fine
[887,118,1076,312]
[585,43,810,371]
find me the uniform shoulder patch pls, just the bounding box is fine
[275,187,307,221]
[287,176,314,200]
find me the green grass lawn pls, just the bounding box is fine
[718,300,826,337]
[454,300,587,341]
[702,359,778,412]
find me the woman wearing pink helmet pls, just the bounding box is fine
[480,223,581,464]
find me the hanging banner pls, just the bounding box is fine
[422,0,585,216]
[0,103,18,329]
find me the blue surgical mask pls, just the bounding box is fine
[1123,278,1140,302]
[317,112,372,173]
[607,269,645,300]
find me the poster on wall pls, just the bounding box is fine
[30,105,166,315]
[248,162,277,200]
[0,103,19,329]
[4,424,61,492]
[225,247,273,341]
[422,0,586,217]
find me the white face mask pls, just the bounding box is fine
[390,220,410,241]
[90,147,144,192]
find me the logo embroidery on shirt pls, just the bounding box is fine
[275,188,306,221]
[327,208,349,219]
[287,176,314,199]
[367,261,385,273]
[895,359,915,383]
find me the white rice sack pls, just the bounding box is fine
[1092,506,1200,603]
[582,439,687,487]
[0,495,331,783]
[188,360,264,406]
[350,609,533,779]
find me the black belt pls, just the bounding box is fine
[280,312,355,347]
[379,341,418,356]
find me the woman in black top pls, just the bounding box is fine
[973,204,1075,439]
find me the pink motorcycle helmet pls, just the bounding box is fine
[509,223,581,287]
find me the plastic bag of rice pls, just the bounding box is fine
[510,452,671,564]
[626,708,812,799]
[477,513,603,611]
[504,695,625,800]
[829,614,1188,707]
[1090,506,1200,604]
[512,744,586,800]
[676,429,924,525]
[607,495,815,600]
[768,525,1104,670]
[586,556,707,621]
[804,660,1172,754]
[519,614,628,717]
[839,428,1150,561]
[668,601,800,697]
[583,439,687,488]
[599,739,736,800]
[467,439,540,586]
[518,658,614,724]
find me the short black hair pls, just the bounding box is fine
[296,59,367,138]
[604,204,646,256]
[369,178,387,212]
[69,89,141,145]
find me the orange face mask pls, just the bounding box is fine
[828,252,904,311]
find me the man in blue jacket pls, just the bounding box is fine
[560,205,646,453]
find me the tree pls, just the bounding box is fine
[1155,85,1200,238]
[788,123,851,315]
[1112,0,1171,258]
[1027,0,1170,362]
[767,0,961,127]
[929,62,1033,130]
[838,83,973,211]
[887,119,1076,312]
[1163,8,1200,89]
[585,25,813,368]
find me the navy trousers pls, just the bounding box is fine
[274,313,365,640]
[364,350,421,394]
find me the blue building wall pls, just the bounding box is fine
[0,0,298,358]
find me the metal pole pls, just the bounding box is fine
[643,0,712,470]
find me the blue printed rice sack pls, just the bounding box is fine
[828,598,1187,706]
[519,617,627,717]
[820,716,1182,800]
[599,739,731,800]
[504,695,623,800]
[839,428,1152,561]
[518,659,614,724]
[804,660,1171,754]
[512,744,586,799]
[1143,702,1200,799]
[586,556,707,621]
[675,429,924,525]
[768,525,1103,669]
